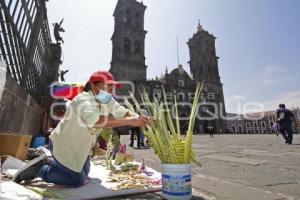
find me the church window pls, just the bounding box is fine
[189,92,195,101]
[177,93,185,101]
[165,92,173,101]
[134,41,141,54]
[126,9,131,24]
[254,122,257,127]
[232,126,236,133]
[153,88,162,100]
[179,80,184,87]
[238,126,243,133]
[124,38,131,53]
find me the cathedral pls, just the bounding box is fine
[109,0,226,133]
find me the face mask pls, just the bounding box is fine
[95,90,112,104]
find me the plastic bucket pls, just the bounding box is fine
[161,164,192,200]
[32,136,46,148]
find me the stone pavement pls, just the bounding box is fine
[108,134,300,200]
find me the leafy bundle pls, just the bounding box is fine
[125,84,202,165]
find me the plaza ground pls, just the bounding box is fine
[110,134,300,200]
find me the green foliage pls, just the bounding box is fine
[127,84,202,165]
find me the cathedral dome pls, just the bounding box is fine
[169,64,191,80]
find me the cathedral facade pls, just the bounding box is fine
[109,0,226,133]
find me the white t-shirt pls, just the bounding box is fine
[49,91,129,172]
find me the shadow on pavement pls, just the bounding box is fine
[102,192,205,199]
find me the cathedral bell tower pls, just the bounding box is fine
[187,22,226,132]
[187,22,221,84]
[109,0,147,83]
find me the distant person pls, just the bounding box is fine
[129,127,141,148]
[207,125,214,138]
[273,123,280,136]
[129,107,149,148]
[276,104,297,144]
[140,107,149,147]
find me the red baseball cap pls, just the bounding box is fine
[89,71,123,88]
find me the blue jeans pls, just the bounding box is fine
[37,141,90,187]
[140,132,145,143]
[279,123,293,144]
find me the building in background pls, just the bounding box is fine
[110,0,147,83]
[226,113,245,134]
[109,0,226,133]
[226,109,300,134]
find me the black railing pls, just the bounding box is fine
[0,0,52,104]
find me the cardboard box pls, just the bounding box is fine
[0,134,32,161]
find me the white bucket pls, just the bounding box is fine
[161,164,192,200]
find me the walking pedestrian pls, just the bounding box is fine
[129,127,141,148]
[207,125,214,138]
[276,104,297,145]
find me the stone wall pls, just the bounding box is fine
[0,61,45,135]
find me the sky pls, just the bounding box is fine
[46,0,300,114]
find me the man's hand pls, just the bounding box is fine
[293,121,298,132]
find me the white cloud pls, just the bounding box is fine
[263,79,278,87]
[226,91,300,114]
[261,64,296,88]
[264,64,280,77]
[225,94,248,113]
[227,94,247,102]
[263,91,300,111]
[262,64,281,87]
